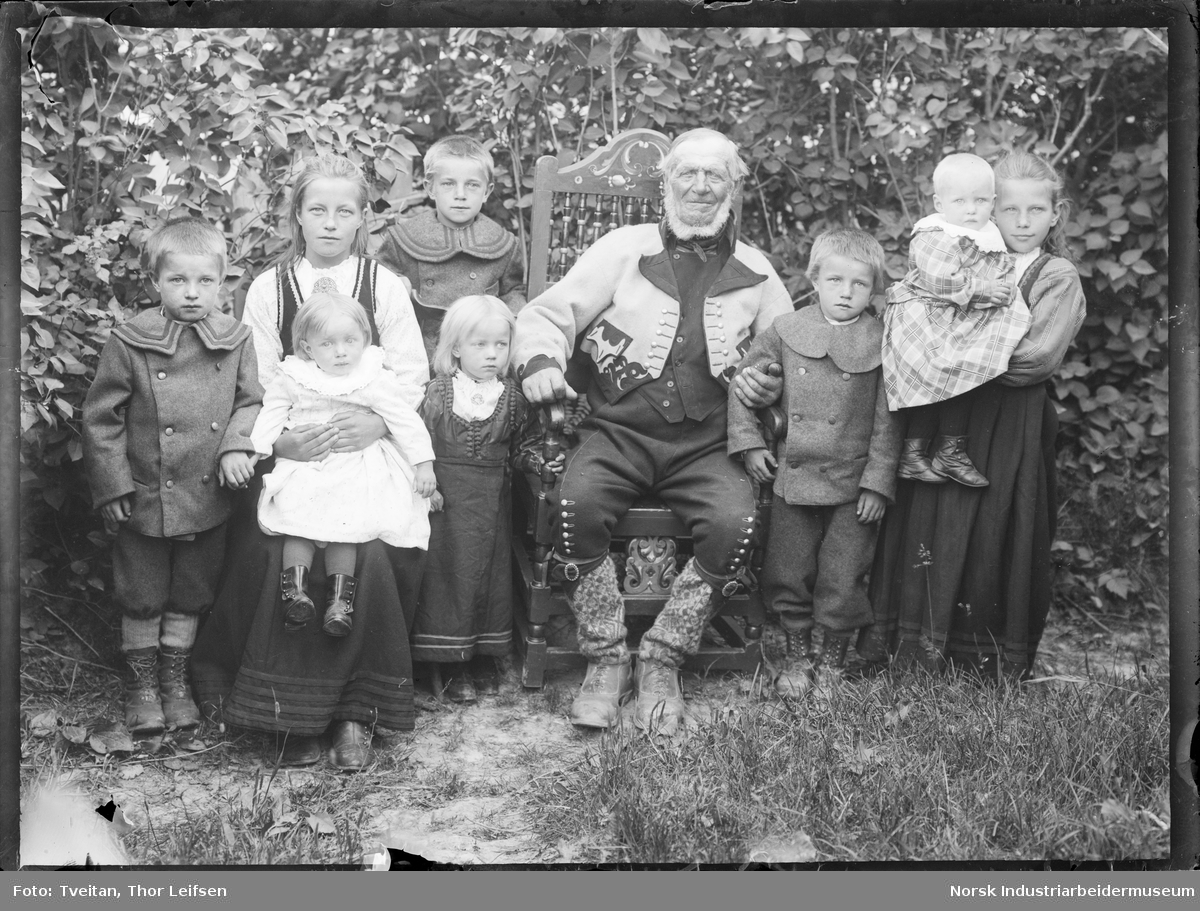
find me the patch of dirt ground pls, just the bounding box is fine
[19,606,1170,867]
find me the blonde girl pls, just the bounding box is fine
[413,295,561,702]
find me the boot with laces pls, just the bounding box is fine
[568,660,633,728]
[123,647,165,735]
[634,658,685,734]
[896,438,949,484]
[774,626,816,698]
[158,646,201,731]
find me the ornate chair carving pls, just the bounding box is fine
[511,128,775,688]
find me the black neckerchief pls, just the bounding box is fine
[659,216,737,263]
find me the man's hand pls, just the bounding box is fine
[274,423,338,462]
[856,489,887,524]
[219,451,258,489]
[543,452,565,476]
[743,448,777,484]
[100,495,132,533]
[733,364,783,409]
[329,411,387,453]
[429,489,444,512]
[412,460,437,498]
[522,367,578,405]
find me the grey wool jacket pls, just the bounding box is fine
[83,309,263,538]
[376,207,527,314]
[727,305,902,507]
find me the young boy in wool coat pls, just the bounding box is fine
[83,217,262,735]
[376,135,526,363]
[727,229,902,697]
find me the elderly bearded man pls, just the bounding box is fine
[515,129,792,733]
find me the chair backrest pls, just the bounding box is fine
[527,128,743,299]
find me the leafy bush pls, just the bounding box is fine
[20,24,1169,612]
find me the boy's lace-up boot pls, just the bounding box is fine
[774,626,816,698]
[322,574,357,637]
[123,647,166,735]
[158,646,201,731]
[280,565,316,631]
[930,436,989,487]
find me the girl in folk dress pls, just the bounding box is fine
[882,153,1032,488]
[414,295,562,702]
[191,154,429,772]
[251,292,437,637]
[863,150,1086,678]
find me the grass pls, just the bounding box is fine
[526,660,1171,864]
[19,576,1172,866]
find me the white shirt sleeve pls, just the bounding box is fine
[373,263,430,409]
[368,369,436,466]
[249,373,296,456]
[242,268,285,390]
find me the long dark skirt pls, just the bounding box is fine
[192,483,425,736]
[410,460,513,663]
[860,381,1059,677]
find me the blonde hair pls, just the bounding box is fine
[806,228,888,295]
[423,135,495,185]
[661,129,749,184]
[431,295,515,378]
[282,154,370,266]
[932,152,994,196]
[290,291,371,361]
[993,149,1074,261]
[144,217,227,279]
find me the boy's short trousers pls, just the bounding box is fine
[112,523,227,620]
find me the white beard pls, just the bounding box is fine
[663,189,735,241]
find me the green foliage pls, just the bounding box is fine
[21,25,1169,608]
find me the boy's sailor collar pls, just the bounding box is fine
[774,303,883,373]
[389,207,516,262]
[111,309,250,355]
[912,213,1008,253]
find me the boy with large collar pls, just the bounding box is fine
[377,135,526,362]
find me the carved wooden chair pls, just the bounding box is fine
[511,128,780,688]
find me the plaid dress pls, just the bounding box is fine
[882,217,1030,410]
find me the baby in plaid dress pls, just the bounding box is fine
[882,153,1031,487]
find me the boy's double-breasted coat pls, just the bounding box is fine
[727,304,901,506]
[83,309,263,539]
[727,304,903,633]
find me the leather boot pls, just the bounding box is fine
[813,631,852,684]
[322,574,357,637]
[330,721,373,771]
[443,663,477,704]
[634,658,685,734]
[275,732,323,767]
[896,438,949,484]
[158,646,201,731]
[930,436,989,487]
[123,647,165,735]
[569,660,633,728]
[280,565,316,631]
[774,626,816,698]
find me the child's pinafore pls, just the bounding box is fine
[411,374,531,662]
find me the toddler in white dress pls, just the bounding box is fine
[250,291,437,637]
